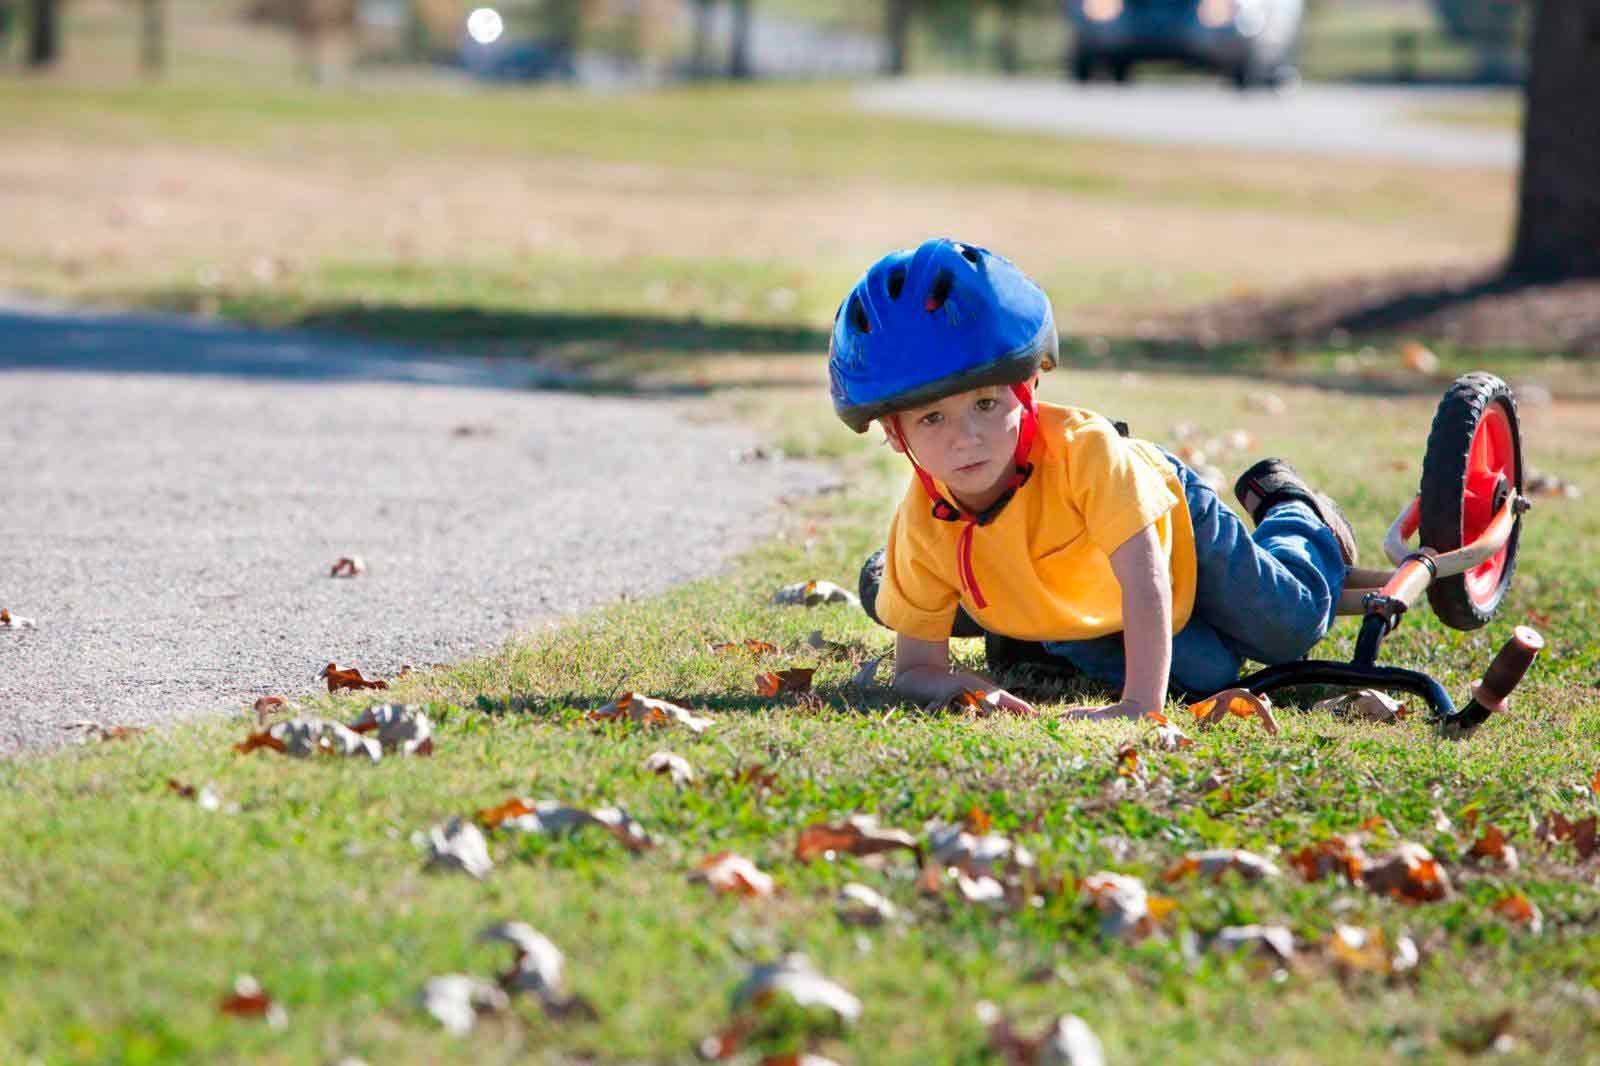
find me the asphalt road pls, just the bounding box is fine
[0,304,831,756]
[856,78,1518,168]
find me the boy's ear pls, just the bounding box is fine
[878,420,907,453]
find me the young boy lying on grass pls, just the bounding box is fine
[830,239,1358,718]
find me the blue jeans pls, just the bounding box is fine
[1041,454,1347,697]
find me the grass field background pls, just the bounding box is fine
[2,31,1596,1066]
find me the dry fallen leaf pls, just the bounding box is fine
[1246,392,1286,416]
[805,630,854,658]
[1362,842,1453,903]
[62,720,147,743]
[976,1002,1106,1066]
[0,608,36,630]
[479,922,582,1008]
[234,716,381,761]
[588,692,713,734]
[755,668,815,697]
[1525,469,1582,499]
[328,556,366,578]
[1081,872,1170,941]
[1188,688,1278,735]
[1327,925,1418,978]
[1212,924,1295,964]
[772,579,861,608]
[220,975,288,1029]
[925,688,1006,716]
[796,814,921,864]
[477,798,654,853]
[1163,849,1281,883]
[710,638,778,656]
[1468,825,1519,870]
[419,974,509,1035]
[1400,340,1441,375]
[1535,811,1598,860]
[643,750,695,787]
[1447,1009,1517,1056]
[1143,711,1194,751]
[690,852,776,898]
[731,953,860,1022]
[167,778,223,811]
[425,817,494,879]
[836,883,898,927]
[1489,894,1543,934]
[1311,688,1411,723]
[320,662,388,693]
[252,695,293,726]
[1289,836,1367,883]
[347,702,434,756]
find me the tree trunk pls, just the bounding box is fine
[727,0,751,79]
[140,0,166,76]
[689,0,713,78]
[884,0,911,75]
[1508,0,1600,278]
[26,0,57,67]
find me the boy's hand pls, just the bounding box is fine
[1062,699,1148,721]
[980,687,1039,718]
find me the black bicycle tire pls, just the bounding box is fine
[1417,372,1523,630]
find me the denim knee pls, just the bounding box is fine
[1241,590,1333,664]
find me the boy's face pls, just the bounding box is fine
[884,385,1025,508]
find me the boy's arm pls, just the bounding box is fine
[1068,522,1172,720]
[893,633,1037,716]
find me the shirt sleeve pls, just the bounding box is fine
[874,504,960,642]
[1064,419,1180,557]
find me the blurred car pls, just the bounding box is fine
[462,38,577,82]
[1065,0,1304,88]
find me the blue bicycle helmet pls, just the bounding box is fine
[828,238,1058,433]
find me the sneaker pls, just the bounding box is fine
[1233,458,1359,566]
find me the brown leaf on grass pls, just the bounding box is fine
[923,688,1008,716]
[1143,710,1194,750]
[346,702,434,756]
[219,976,287,1029]
[1327,925,1419,978]
[795,815,922,864]
[1592,768,1600,796]
[1081,872,1171,941]
[772,579,860,608]
[1362,843,1453,903]
[690,852,776,897]
[1188,688,1278,735]
[62,721,147,743]
[1524,469,1581,499]
[755,668,815,697]
[167,778,223,811]
[419,974,509,1035]
[1311,689,1411,723]
[1163,849,1281,883]
[1289,836,1368,883]
[588,691,713,733]
[1468,825,1519,870]
[710,639,778,656]
[328,556,365,578]
[976,1002,1107,1066]
[425,816,494,879]
[643,750,695,787]
[1535,811,1598,860]
[699,956,860,1060]
[233,717,381,761]
[1489,894,1543,933]
[479,922,592,1016]
[0,608,37,630]
[964,806,992,835]
[319,662,388,693]
[728,763,781,790]
[1400,340,1441,375]
[1212,925,1296,964]
[476,798,653,853]
[836,883,898,926]
[1447,1010,1517,1056]
[1114,743,1142,781]
[252,695,291,726]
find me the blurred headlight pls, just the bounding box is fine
[1083,0,1123,22]
[1196,0,1234,28]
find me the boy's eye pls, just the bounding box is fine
[975,397,997,412]
[919,412,943,427]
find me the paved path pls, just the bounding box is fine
[0,304,830,756]
[856,78,1518,168]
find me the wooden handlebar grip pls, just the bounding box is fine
[1478,626,1544,705]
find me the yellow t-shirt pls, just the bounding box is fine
[875,403,1197,643]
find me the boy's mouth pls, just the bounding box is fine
[955,460,989,474]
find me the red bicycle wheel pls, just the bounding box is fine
[1418,372,1523,630]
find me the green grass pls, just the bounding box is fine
[3,369,1596,1065]
[1411,99,1524,132]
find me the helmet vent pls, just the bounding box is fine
[886,266,906,300]
[955,244,981,265]
[848,295,871,334]
[924,270,953,313]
